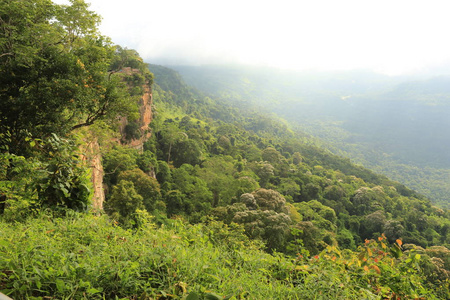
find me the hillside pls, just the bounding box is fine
[171,65,450,208]
[4,61,450,298]
[1,1,449,299]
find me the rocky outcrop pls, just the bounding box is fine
[127,83,153,150]
[80,138,105,210]
[82,68,154,210]
[140,84,153,132]
[118,68,153,151]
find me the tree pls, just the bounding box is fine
[278,178,301,201]
[158,123,188,164]
[262,147,284,165]
[350,187,384,215]
[250,189,289,213]
[324,185,346,201]
[250,161,274,188]
[171,139,203,167]
[156,160,171,185]
[0,0,133,154]
[232,209,292,251]
[103,146,138,185]
[36,134,91,211]
[294,200,337,232]
[211,189,292,251]
[198,156,237,207]
[136,150,157,175]
[109,46,153,80]
[164,190,186,216]
[302,182,321,201]
[170,164,212,213]
[383,220,405,243]
[291,221,328,254]
[1,133,91,217]
[360,210,386,239]
[292,152,303,165]
[104,180,143,224]
[234,176,260,199]
[117,169,161,212]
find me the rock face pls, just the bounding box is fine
[80,138,105,210]
[140,84,153,132]
[126,83,153,151]
[92,70,153,209]
[89,142,105,210]
[81,68,154,210]
[118,68,153,151]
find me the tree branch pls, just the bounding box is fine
[70,97,110,131]
[0,53,13,58]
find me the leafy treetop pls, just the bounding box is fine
[0,0,134,154]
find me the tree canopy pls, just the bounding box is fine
[0,0,132,154]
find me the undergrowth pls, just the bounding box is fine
[0,212,446,299]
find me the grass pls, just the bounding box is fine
[0,211,444,299]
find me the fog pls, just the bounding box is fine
[54,0,450,76]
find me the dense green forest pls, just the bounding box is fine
[172,65,450,209]
[1,1,449,299]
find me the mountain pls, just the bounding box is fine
[2,59,450,299]
[1,1,449,297]
[146,63,449,247]
[170,65,450,208]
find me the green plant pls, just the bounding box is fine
[36,134,91,211]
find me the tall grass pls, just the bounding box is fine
[0,212,442,299]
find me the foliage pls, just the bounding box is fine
[2,5,450,298]
[290,235,448,299]
[35,134,91,211]
[167,164,212,217]
[0,134,91,219]
[171,64,450,209]
[146,63,450,255]
[0,0,135,155]
[117,168,161,212]
[213,189,292,251]
[102,145,139,185]
[104,180,143,226]
[0,213,448,299]
[0,152,42,221]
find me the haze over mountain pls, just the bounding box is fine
[171,64,450,208]
[51,0,450,207]
[2,1,450,298]
[54,0,450,76]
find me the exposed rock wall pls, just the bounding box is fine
[80,138,105,210]
[118,68,153,151]
[127,83,153,151]
[84,68,154,210]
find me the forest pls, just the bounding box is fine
[172,65,450,209]
[1,1,449,299]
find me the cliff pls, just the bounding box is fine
[118,67,154,151]
[80,138,105,210]
[83,67,154,210]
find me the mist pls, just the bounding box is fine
[51,0,450,76]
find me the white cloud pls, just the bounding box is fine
[53,0,450,75]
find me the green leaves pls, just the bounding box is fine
[55,279,65,293]
[0,0,138,154]
[35,134,91,211]
[185,292,200,300]
[0,212,448,299]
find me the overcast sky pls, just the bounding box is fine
[55,0,450,75]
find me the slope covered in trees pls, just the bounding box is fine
[1,1,449,298]
[143,64,450,251]
[172,65,450,208]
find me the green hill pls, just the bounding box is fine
[171,65,450,208]
[1,1,449,298]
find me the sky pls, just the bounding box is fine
[54,0,450,75]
